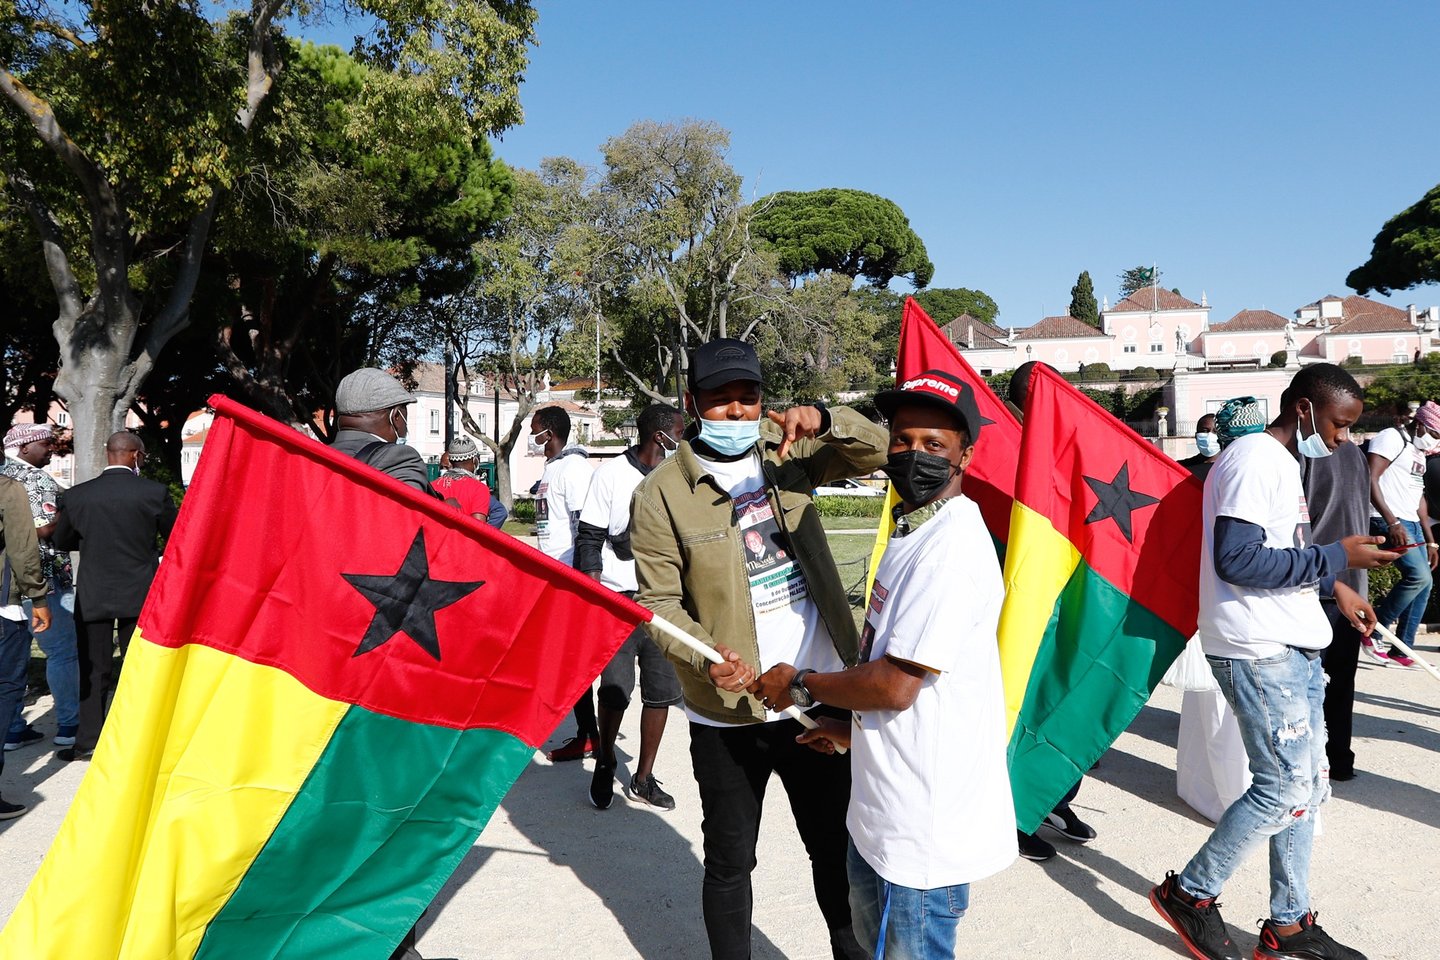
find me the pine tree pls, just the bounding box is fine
[1070,270,1100,328]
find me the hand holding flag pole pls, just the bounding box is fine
[646,613,846,753]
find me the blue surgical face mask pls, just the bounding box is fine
[1297,403,1332,459]
[697,417,761,456]
[1195,432,1221,458]
[659,432,679,458]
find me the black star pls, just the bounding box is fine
[342,529,484,660]
[1082,462,1160,543]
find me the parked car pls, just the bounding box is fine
[814,477,887,498]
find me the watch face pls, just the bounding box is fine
[790,672,814,707]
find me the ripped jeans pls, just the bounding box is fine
[1179,647,1328,924]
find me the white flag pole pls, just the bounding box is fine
[1372,622,1440,684]
[647,612,846,753]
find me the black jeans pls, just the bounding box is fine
[688,709,865,960]
[1320,601,1360,777]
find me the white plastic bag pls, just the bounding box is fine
[1177,688,1252,823]
[1161,635,1219,692]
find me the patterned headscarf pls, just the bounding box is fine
[1415,400,1440,435]
[3,423,52,450]
[1214,397,1266,448]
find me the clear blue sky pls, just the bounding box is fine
[311,1,1440,328]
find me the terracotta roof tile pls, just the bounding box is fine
[1325,296,1414,335]
[940,314,1010,350]
[1208,309,1291,333]
[1110,286,1201,312]
[1013,315,1109,340]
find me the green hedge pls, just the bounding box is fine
[813,495,886,518]
[510,497,536,523]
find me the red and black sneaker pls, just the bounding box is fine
[1149,871,1242,960]
[546,735,595,763]
[1255,913,1366,960]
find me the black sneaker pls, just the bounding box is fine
[0,797,26,820]
[626,774,675,811]
[1017,829,1056,862]
[1149,871,1242,960]
[4,726,43,752]
[1256,913,1366,960]
[57,747,93,763]
[1041,803,1097,843]
[589,762,615,810]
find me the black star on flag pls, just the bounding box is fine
[1082,462,1160,543]
[342,528,484,660]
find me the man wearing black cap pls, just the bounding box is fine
[631,338,886,960]
[752,370,1016,960]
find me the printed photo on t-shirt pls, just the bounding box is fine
[858,579,889,663]
[733,487,809,615]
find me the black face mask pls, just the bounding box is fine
[883,451,958,507]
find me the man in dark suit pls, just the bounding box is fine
[329,367,433,960]
[330,368,430,493]
[50,431,178,761]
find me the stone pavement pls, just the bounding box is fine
[2,643,1437,958]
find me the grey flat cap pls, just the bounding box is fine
[335,368,415,415]
[447,436,479,460]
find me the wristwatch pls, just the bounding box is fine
[789,668,817,709]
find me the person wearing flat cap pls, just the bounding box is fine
[630,337,886,960]
[331,368,434,960]
[331,368,430,494]
[751,369,1016,960]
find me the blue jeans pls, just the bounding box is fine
[1179,648,1328,924]
[7,584,79,736]
[848,840,968,960]
[1370,516,1433,651]
[0,616,32,776]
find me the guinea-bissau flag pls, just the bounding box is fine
[1,395,645,960]
[865,297,1021,597]
[999,364,1201,831]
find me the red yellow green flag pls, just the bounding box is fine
[1,396,644,959]
[998,365,1202,831]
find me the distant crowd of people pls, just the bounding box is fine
[3,347,1429,960]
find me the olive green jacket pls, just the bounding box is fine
[630,407,887,724]
[1,476,47,608]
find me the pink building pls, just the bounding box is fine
[1198,309,1312,367]
[1302,296,1431,365]
[1010,315,1112,372]
[1101,286,1211,371]
[937,314,1014,376]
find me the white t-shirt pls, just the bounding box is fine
[577,452,647,593]
[691,451,844,727]
[1368,427,1425,522]
[535,451,593,565]
[848,497,1017,890]
[1199,432,1331,660]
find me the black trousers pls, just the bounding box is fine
[1320,602,1360,777]
[75,616,136,753]
[688,709,865,960]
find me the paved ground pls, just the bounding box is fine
[3,641,1437,959]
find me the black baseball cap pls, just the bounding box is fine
[688,338,764,392]
[874,369,985,442]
